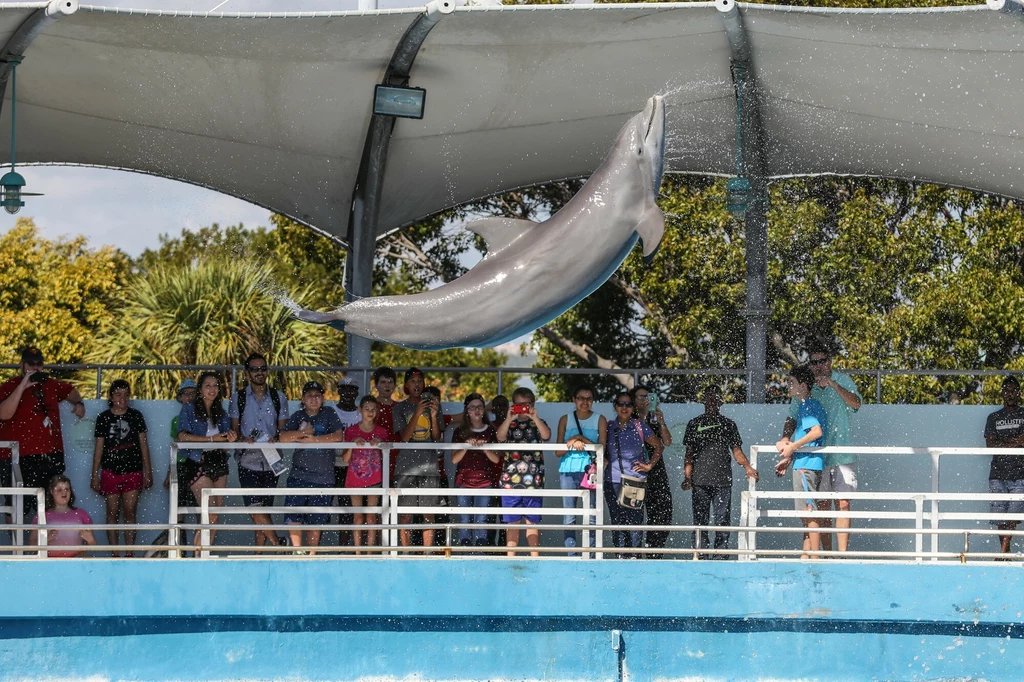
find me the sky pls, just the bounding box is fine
[0,0,421,255]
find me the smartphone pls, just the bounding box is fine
[648,393,659,413]
[511,404,531,415]
[29,371,48,383]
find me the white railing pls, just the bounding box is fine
[741,445,1024,561]
[170,441,606,559]
[0,441,26,546]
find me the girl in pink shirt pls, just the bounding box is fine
[30,475,96,557]
[343,396,389,553]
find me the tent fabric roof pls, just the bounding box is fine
[2,2,1022,244]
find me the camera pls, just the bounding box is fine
[511,404,531,415]
[29,371,48,383]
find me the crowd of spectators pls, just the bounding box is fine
[1,342,1023,560]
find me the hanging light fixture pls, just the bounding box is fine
[726,63,751,221]
[1,58,43,215]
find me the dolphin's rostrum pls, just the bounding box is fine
[294,95,667,351]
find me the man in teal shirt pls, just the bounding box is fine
[780,340,861,552]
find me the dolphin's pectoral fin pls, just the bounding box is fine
[637,208,666,263]
[465,217,540,258]
[292,306,347,333]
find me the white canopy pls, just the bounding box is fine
[2,2,1022,244]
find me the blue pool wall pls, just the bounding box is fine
[1,559,1023,681]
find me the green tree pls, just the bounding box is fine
[0,218,130,368]
[84,255,333,399]
[138,215,512,401]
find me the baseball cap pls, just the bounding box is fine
[302,380,325,395]
[338,376,359,390]
[20,347,44,365]
[404,367,424,382]
[176,379,197,397]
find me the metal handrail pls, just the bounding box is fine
[171,441,607,558]
[4,521,1024,562]
[741,445,1024,562]
[3,363,1021,403]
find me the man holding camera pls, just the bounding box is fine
[0,347,86,516]
[392,367,442,548]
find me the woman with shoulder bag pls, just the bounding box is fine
[555,384,606,556]
[632,385,673,558]
[605,391,663,558]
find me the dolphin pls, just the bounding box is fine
[293,95,666,351]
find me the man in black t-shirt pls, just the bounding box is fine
[682,385,759,558]
[984,376,1024,556]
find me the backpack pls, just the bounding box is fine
[237,385,283,435]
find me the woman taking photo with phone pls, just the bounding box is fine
[176,371,237,552]
[451,393,499,548]
[555,384,605,555]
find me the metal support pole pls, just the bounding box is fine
[345,0,453,371]
[744,191,769,404]
[719,0,770,403]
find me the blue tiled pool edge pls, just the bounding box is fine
[1,559,1021,681]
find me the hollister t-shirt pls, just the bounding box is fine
[985,406,1024,481]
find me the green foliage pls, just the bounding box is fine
[83,256,334,399]
[0,219,130,372]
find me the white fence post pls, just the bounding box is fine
[36,492,47,559]
[930,450,941,561]
[914,495,924,562]
[168,443,180,559]
[200,488,211,559]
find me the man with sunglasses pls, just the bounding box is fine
[779,339,861,552]
[229,352,289,549]
[0,347,86,517]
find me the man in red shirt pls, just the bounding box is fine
[0,347,86,516]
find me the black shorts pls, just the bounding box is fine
[192,451,229,484]
[176,459,199,507]
[238,467,278,507]
[20,452,65,517]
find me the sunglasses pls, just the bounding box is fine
[615,401,633,408]
[574,396,593,402]
[247,366,268,373]
[810,358,830,366]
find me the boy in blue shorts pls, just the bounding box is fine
[279,381,344,553]
[775,366,827,558]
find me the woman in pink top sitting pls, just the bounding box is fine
[29,475,96,557]
[343,396,389,554]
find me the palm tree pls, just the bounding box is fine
[84,256,342,399]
